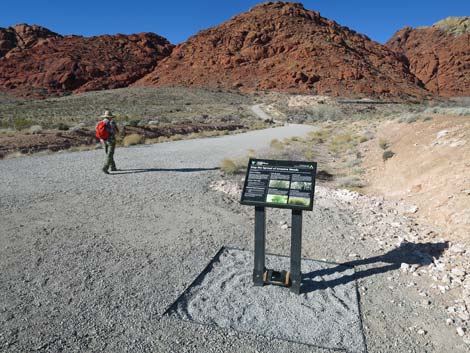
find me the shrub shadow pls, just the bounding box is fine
[301,241,449,294]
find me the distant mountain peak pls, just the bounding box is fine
[135,1,426,98]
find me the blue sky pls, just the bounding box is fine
[1,0,469,44]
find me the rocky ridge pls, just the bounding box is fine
[0,24,60,57]
[0,24,174,97]
[386,17,470,96]
[135,2,427,98]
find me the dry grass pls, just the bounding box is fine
[378,138,389,150]
[220,158,248,174]
[122,133,143,146]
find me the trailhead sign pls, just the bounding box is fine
[240,158,317,211]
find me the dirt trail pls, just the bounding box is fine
[0,124,468,352]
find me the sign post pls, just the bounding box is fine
[240,159,317,294]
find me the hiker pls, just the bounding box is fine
[96,110,119,174]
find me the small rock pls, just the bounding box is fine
[348,253,359,258]
[417,329,426,335]
[401,263,410,272]
[406,205,418,214]
[451,268,466,277]
[446,318,454,325]
[457,327,465,337]
[449,244,465,254]
[280,224,288,230]
[436,130,449,139]
[458,312,469,321]
[438,285,449,293]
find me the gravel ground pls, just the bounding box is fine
[0,124,468,352]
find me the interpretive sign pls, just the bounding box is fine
[240,158,317,211]
[240,158,318,294]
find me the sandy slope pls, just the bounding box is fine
[0,124,468,352]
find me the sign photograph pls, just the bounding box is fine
[240,158,317,211]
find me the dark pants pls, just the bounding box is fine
[103,139,116,171]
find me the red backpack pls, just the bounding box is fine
[95,121,110,140]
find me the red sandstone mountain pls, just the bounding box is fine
[135,2,427,98]
[386,17,470,97]
[0,24,173,97]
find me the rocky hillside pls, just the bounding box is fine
[135,2,427,98]
[387,17,470,96]
[0,24,60,57]
[0,24,174,97]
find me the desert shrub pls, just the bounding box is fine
[220,158,245,174]
[330,132,357,153]
[397,113,419,123]
[29,125,43,134]
[378,139,389,150]
[55,122,69,131]
[344,158,361,168]
[383,150,395,161]
[308,105,342,121]
[308,129,331,143]
[424,106,470,116]
[270,139,284,149]
[123,133,143,146]
[69,123,86,132]
[126,119,141,127]
[336,176,365,188]
[14,118,32,130]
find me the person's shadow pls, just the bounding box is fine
[301,241,448,294]
[110,167,219,174]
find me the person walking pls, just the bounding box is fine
[97,110,119,174]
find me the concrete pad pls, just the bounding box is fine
[166,248,366,353]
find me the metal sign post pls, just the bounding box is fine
[241,158,317,295]
[290,209,302,294]
[253,206,266,286]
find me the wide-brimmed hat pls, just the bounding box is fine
[100,110,115,118]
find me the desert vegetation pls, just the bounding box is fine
[0,86,257,130]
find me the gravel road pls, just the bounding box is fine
[0,124,467,352]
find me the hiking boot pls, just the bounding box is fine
[102,167,109,174]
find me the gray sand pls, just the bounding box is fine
[169,248,365,353]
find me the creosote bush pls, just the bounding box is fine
[14,118,32,130]
[383,150,395,161]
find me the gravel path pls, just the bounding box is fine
[251,104,276,122]
[0,124,467,352]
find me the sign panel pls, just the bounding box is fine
[240,158,317,211]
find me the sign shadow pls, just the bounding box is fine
[301,241,449,294]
